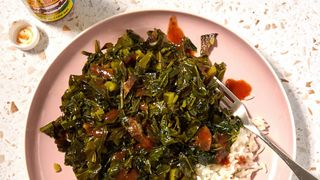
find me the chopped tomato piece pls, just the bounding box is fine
[126,169,139,180]
[215,134,231,165]
[217,134,229,148]
[90,64,114,79]
[139,102,148,111]
[82,123,104,138]
[113,151,126,161]
[127,117,153,151]
[124,75,136,97]
[82,123,92,134]
[135,88,146,97]
[116,169,139,180]
[194,125,212,151]
[91,127,104,138]
[127,117,143,139]
[105,109,119,122]
[136,137,153,151]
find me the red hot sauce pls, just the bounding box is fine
[167,16,185,44]
[225,79,252,100]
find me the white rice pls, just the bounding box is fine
[196,117,268,180]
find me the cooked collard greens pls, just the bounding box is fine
[40,28,242,180]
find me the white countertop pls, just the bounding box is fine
[0,0,319,179]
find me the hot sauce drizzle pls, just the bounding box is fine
[167,16,185,44]
[225,79,252,100]
[220,155,230,166]
[236,155,247,165]
[17,26,33,45]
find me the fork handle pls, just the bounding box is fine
[257,133,318,180]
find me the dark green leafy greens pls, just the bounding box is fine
[40,28,242,180]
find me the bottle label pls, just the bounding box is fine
[26,0,74,22]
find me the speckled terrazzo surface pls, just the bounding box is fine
[0,0,319,179]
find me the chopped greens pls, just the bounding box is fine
[54,163,62,173]
[40,28,242,180]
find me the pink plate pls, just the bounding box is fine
[25,10,295,180]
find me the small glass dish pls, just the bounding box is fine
[9,20,40,51]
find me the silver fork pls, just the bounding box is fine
[214,77,318,180]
